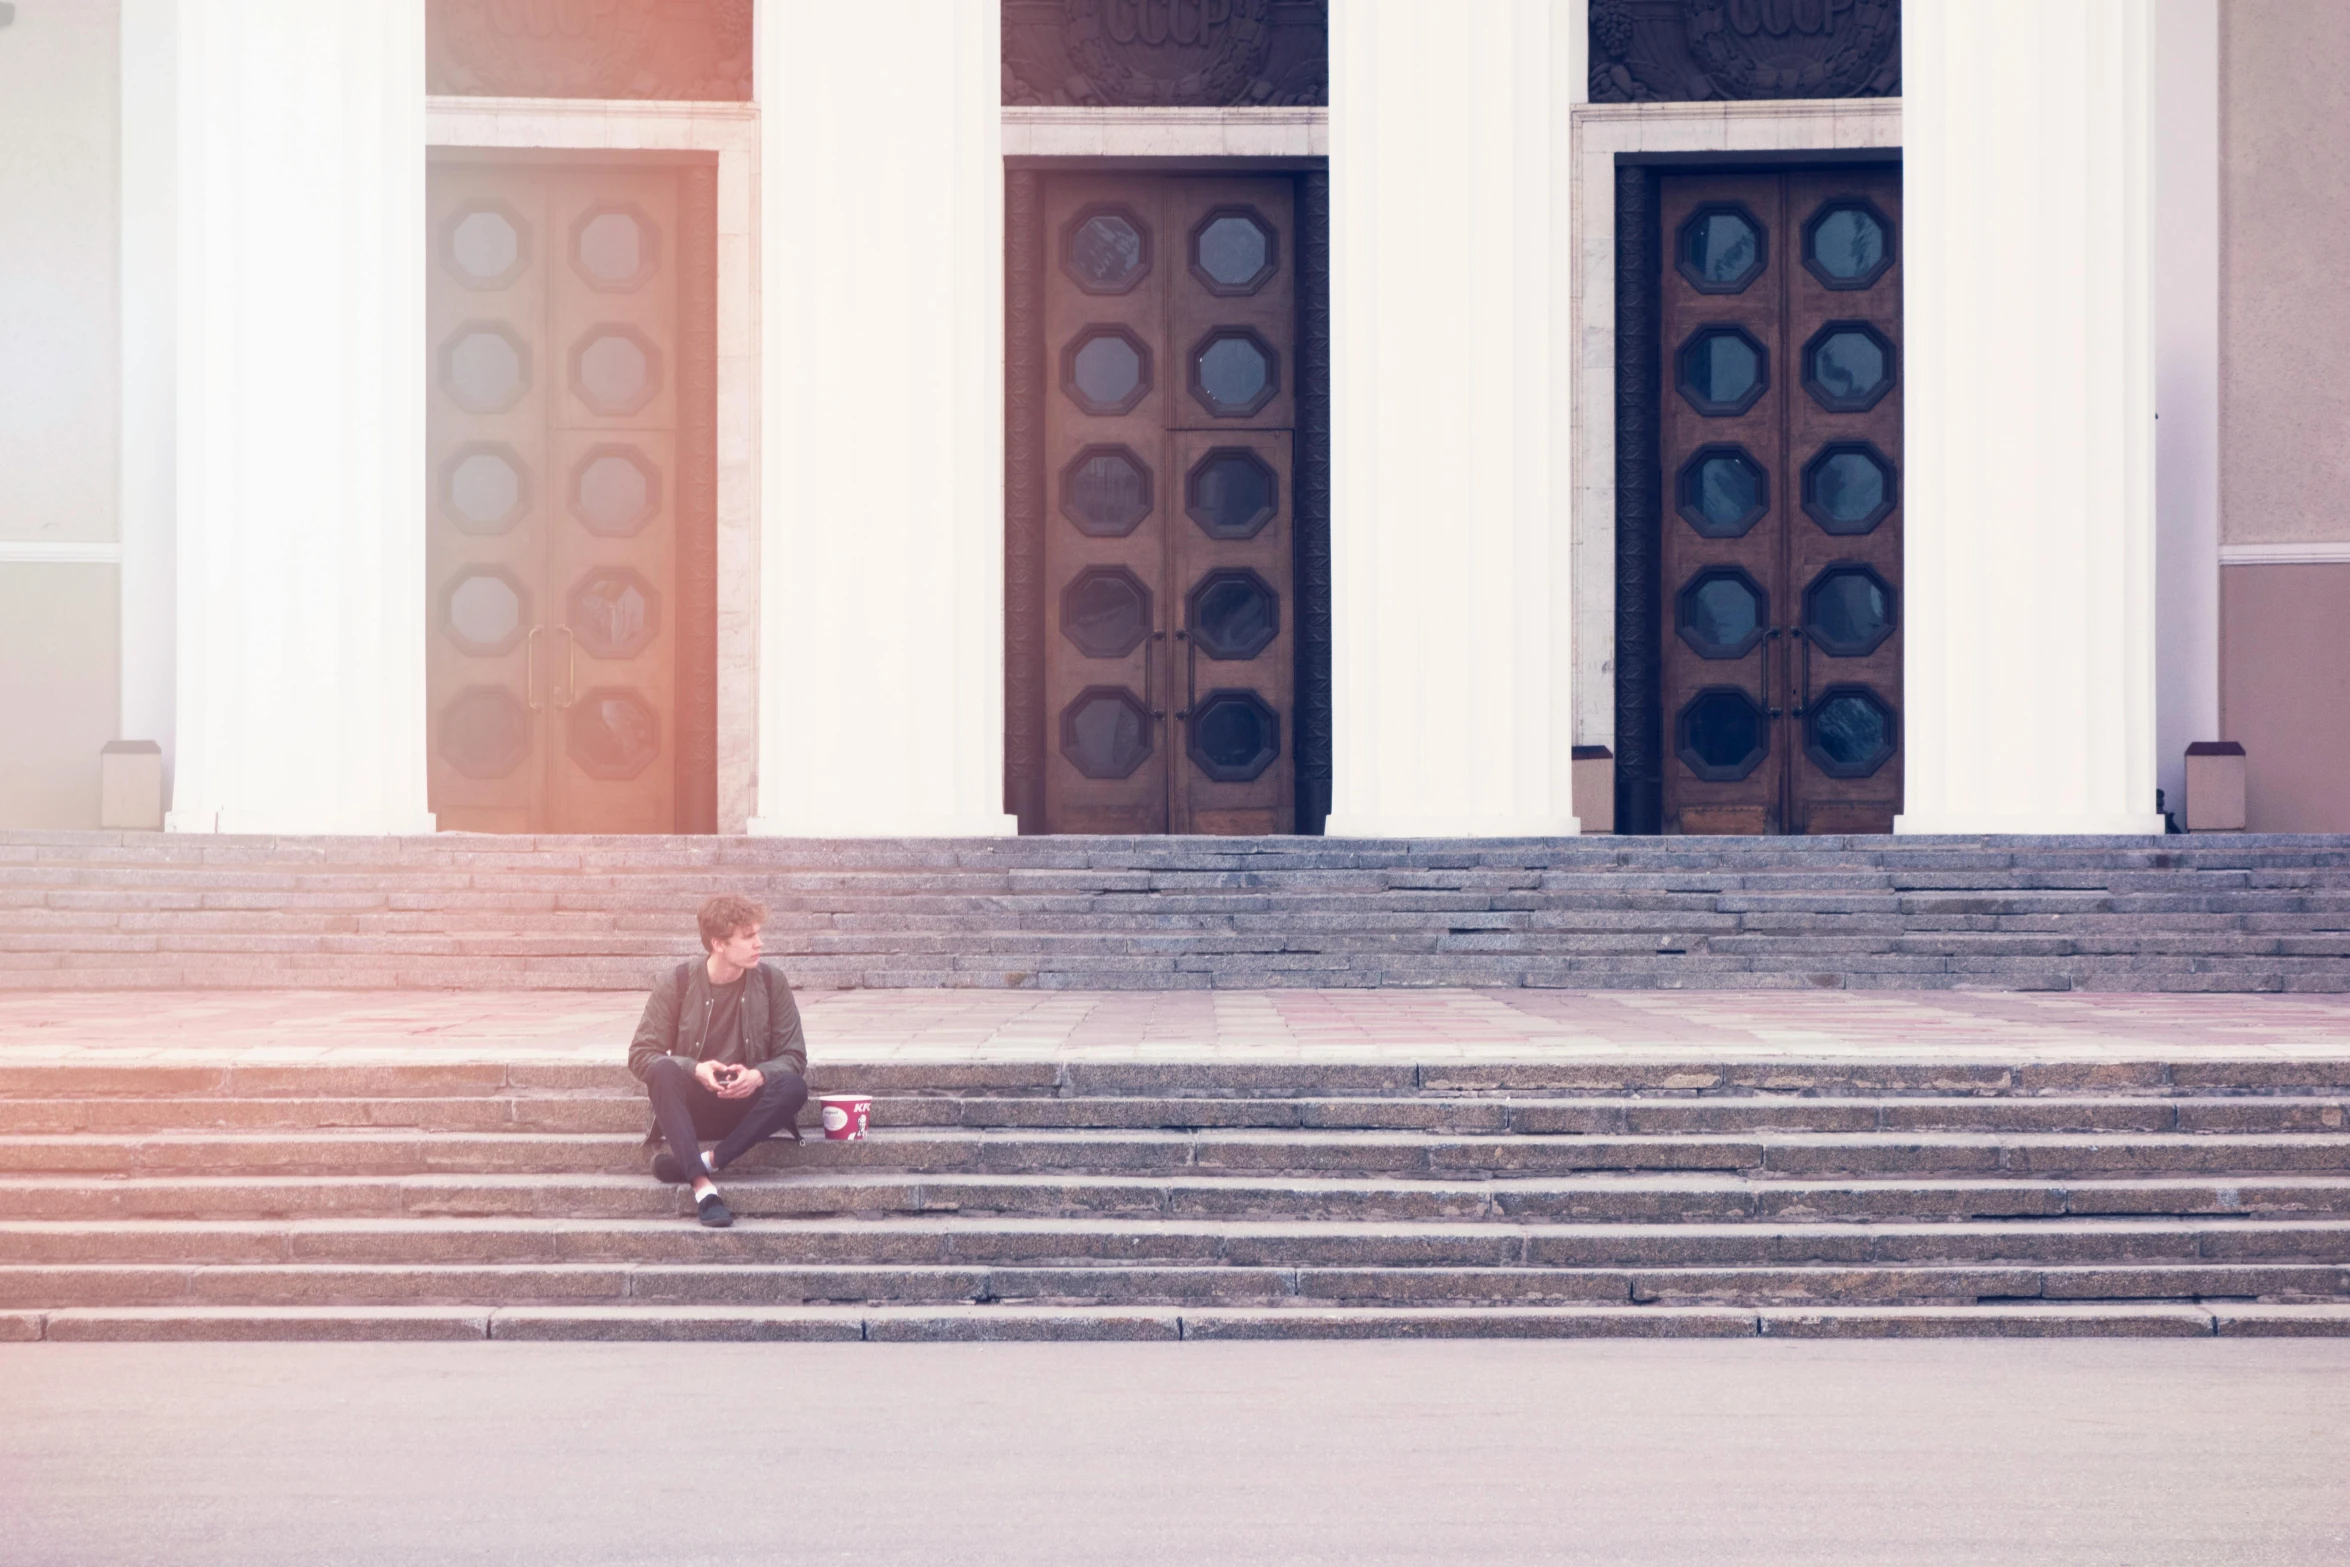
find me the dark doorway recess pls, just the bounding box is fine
[1006,168,1331,835]
[425,152,719,835]
[1616,157,1903,836]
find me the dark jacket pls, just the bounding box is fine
[628,958,808,1087]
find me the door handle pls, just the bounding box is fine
[525,625,547,711]
[554,625,579,709]
[1186,627,1199,723]
[1171,628,1191,721]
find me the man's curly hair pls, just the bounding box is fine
[696,895,768,953]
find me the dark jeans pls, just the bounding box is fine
[642,1056,808,1180]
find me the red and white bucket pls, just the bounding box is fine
[818,1093,872,1142]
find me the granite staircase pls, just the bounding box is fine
[4,1055,2348,1340]
[9,830,2350,993]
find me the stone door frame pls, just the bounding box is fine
[1569,98,1903,781]
[426,96,760,832]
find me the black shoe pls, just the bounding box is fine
[696,1191,734,1228]
[651,1152,686,1184]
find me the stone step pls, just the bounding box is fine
[13,1058,2347,1099]
[11,1127,2350,1180]
[0,947,2020,971]
[23,1300,2349,1342]
[16,1171,2350,1224]
[6,1093,2346,1137]
[22,933,2350,970]
[7,828,2344,863]
[27,958,2350,995]
[4,1258,2344,1310]
[3,1216,2343,1270]
[14,915,2350,950]
[16,900,2350,927]
[0,887,2109,909]
[13,830,2350,992]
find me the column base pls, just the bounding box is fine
[1322,814,1582,840]
[746,812,1022,839]
[1892,812,2168,837]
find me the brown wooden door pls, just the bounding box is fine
[427,158,707,833]
[1658,167,1903,834]
[1041,175,1297,835]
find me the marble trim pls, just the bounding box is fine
[2219,543,2350,566]
[1002,106,1328,160]
[0,542,122,564]
[1568,99,1903,748]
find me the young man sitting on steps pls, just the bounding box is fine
[627,895,809,1228]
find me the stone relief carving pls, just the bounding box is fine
[1003,0,1327,108]
[428,0,753,101]
[1590,0,1899,103]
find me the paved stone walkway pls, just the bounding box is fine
[9,1341,2350,1566]
[5,987,2350,1065]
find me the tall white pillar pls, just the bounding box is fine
[1896,0,2165,835]
[1323,0,1581,837]
[748,1,1016,836]
[2154,0,2221,818]
[160,0,433,835]
[120,0,178,796]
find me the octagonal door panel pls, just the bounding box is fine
[1658,167,1903,835]
[427,157,706,833]
[1041,174,1297,834]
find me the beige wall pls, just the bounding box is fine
[0,565,119,828]
[2215,3,2350,828]
[0,0,119,545]
[2221,564,2350,830]
[0,2,123,828]
[2221,0,2350,546]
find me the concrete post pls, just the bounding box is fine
[2153,0,2221,822]
[158,0,434,834]
[1896,0,2165,834]
[1322,0,1581,837]
[747,1,1017,836]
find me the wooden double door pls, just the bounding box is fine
[1659,167,1903,834]
[425,157,714,834]
[1041,175,1297,835]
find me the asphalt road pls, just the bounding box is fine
[3,1340,2346,1566]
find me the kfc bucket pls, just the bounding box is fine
[819,1093,872,1141]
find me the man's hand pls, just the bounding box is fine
[716,1066,764,1100]
[692,1059,728,1095]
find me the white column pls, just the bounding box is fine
[1323,0,1581,838]
[2154,0,2221,817]
[160,0,432,835]
[748,1,1015,836]
[119,0,177,796]
[1896,0,2164,835]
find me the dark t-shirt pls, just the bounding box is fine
[701,973,748,1066]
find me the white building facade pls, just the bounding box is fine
[0,0,2325,840]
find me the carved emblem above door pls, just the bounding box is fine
[1590,0,1900,103]
[428,0,753,101]
[1003,0,1328,107]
